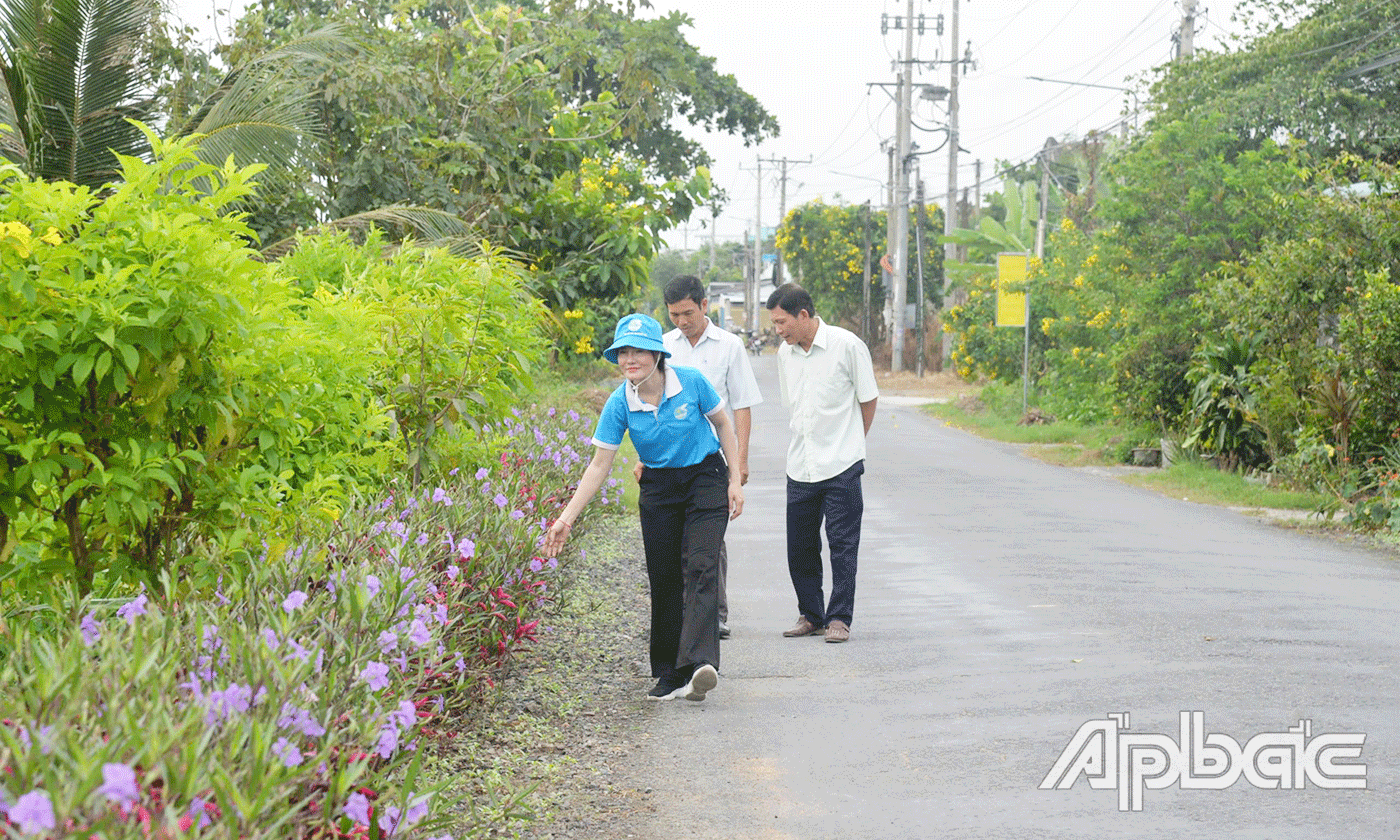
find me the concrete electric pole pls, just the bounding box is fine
[1177,0,1197,59]
[760,155,812,286]
[751,156,762,330]
[890,0,915,372]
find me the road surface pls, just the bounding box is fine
[611,353,1398,839]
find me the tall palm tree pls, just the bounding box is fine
[0,0,155,187]
[0,0,353,192]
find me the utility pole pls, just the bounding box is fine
[944,0,961,278]
[914,177,927,377]
[891,0,915,372]
[862,201,873,343]
[708,208,716,277]
[1177,0,1197,59]
[885,144,896,345]
[760,155,812,286]
[751,156,763,330]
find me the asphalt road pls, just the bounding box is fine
[620,352,1398,839]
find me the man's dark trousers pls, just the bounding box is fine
[638,451,728,679]
[786,459,864,627]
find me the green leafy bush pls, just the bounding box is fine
[273,232,546,487]
[0,136,271,595]
[1182,335,1268,470]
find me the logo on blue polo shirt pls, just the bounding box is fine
[673,404,689,420]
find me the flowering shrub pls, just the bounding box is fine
[0,406,622,838]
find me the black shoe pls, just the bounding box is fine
[647,674,686,700]
[718,620,731,640]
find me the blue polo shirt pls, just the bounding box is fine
[592,366,725,468]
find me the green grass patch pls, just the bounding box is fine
[1120,461,1329,510]
[921,401,1128,463]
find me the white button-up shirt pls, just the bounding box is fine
[662,318,763,414]
[774,318,879,483]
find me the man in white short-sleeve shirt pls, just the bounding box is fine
[651,275,763,638]
[767,282,878,644]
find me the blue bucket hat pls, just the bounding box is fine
[603,313,671,364]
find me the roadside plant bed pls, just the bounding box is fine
[0,406,626,839]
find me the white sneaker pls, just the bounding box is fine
[674,663,718,701]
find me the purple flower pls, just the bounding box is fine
[98,763,140,808]
[261,628,281,651]
[408,619,432,648]
[529,557,543,573]
[19,725,56,756]
[187,797,212,829]
[389,699,416,731]
[80,611,101,646]
[547,557,559,570]
[343,791,371,825]
[379,795,431,836]
[399,566,416,583]
[282,590,308,613]
[203,683,253,725]
[492,493,508,508]
[446,564,460,580]
[432,488,453,506]
[278,703,326,738]
[116,592,147,625]
[365,575,381,598]
[271,737,303,767]
[360,661,390,692]
[378,630,398,653]
[9,789,55,835]
[475,467,489,480]
[509,509,524,520]
[456,539,475,560]
[284,638,311,663]
[376,724,399,758]
[415,532,430,546]
[434,604,448,625]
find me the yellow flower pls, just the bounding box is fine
[0,220,34,257]
[1072,275,1085,288]
[573,335,595,355]
[563,309,584,320]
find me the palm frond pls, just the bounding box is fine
[260,205,488,260]
[0,0,155,186]
[178,25,357,186]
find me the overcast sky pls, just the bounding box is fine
[647,0,1254,248]
[169,0,1254,247]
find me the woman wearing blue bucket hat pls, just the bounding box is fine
[544,313,744,702]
